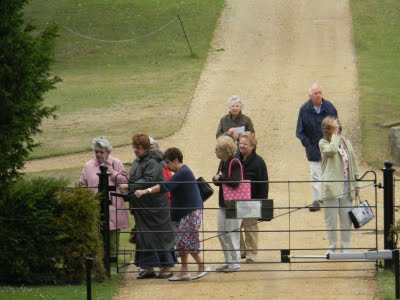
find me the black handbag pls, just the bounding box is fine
[196,177,214,202]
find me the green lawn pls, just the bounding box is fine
[24,0,224,159]
[0,275,122,300]
[23,163,132,185]
[350,0,400,168]
[377,269,396,300]
[24,166,83,185]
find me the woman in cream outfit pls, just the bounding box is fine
[319,117,359,253]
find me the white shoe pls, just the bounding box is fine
[192,266,211,280]
[168,273,192,281]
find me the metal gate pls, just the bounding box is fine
[95,161,397,277]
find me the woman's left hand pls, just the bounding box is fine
[134,189,147,198]
[213,171,222,181]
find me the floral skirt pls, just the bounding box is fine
[175,209,202,256]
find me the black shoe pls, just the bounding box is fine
[156,272,173,279]
[309,201,320,212]
[137,271,157,279]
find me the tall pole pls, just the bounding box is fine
[382,160,395,268]
[98,164,111,277]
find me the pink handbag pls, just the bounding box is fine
[221,158,251,200]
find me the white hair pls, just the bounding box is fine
[308,83,323,96]
[227,95,245,109]
[92,136,113,152]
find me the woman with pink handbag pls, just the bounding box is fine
[212,136,244,273]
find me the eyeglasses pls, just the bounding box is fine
[95,150,105,154]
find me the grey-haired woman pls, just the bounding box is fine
[79,136,129,256]
[216,95,255,141]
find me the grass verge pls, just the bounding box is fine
[377,269,395,300]
[24,0,224,159]
[0,274,122,300]
[350,0,400,168]
[24,166,84,185]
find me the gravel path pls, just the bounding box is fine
[27,1,381,298]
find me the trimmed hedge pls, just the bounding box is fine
[0,177,105,284]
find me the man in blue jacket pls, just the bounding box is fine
[296,83,338,211]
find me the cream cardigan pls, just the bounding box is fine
[319,134,360,201]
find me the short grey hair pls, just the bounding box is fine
[308,83,323,96]
[227,95,245,109]
[92,136,113,152]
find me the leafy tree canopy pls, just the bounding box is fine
[0,0,60,187]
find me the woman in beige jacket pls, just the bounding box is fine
[319,117,359,252]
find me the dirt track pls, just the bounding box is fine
[26,0,381,299]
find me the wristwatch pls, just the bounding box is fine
[147,188,152,194]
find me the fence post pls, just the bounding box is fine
[86,257,94,300]
[98,164,111,277]
[383,160,395,269]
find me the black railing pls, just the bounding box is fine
[78,160,400,297]
[109,178,378,274]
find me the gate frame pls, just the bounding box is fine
[96,160,398,298]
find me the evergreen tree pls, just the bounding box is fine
[0,0,60,187]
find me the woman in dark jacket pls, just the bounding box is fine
[119,134,174,279]
[237,132,269,263]
[212,135,243,272]
[134,147,210,281]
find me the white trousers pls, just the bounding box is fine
[324,182,352,251]
[217,208,242,268]
[309,161,322,202]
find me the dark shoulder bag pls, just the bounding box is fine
[197,177,214,202]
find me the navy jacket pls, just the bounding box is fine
[296,99,338,161]
[160,165,202,222]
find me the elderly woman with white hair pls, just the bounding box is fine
[216,95,255,141]
[79,136,129,256]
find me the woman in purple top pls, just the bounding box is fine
[135,147,210,281]
[79,136,129,255]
